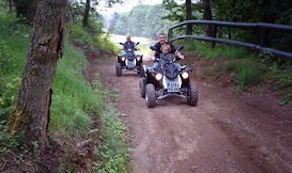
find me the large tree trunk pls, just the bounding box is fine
[185,0,192,35]
[202,0,214,37]
[9,0,68,152]
[83,0,91,28]
[12,0,38,23]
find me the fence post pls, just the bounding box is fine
[260,28,267,47]
[211,24,217,47]
[168,28,173,44]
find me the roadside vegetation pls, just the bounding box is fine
[180,39,292,105]
[0,9,129,173]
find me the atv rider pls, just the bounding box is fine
[151,33,184,70]
[157,43,183,70]
[122,33,136,50]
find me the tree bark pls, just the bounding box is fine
[202,0,214,37]
[83,0,91,28]
[8,0,13,13]
[185,0,192,35]
[9,0,68,152]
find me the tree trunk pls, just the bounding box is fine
[202,0,214,37]
[229,0,238,22]
[12,0,38,23]
[185,0,192,35]
[83,0,91,28]
[9,0,68,152]
[8,0,13,13]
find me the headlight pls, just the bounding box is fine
[121,57,126,61]
[155,73,163,81]
[136,56,141,61]
[182,72,189,79]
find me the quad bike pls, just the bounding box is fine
[116,42,144,77]
[139,46,198,108]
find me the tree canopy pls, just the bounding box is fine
[113,4,173,39]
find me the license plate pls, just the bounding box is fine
[126,59,136,68]
[167,81,180,92]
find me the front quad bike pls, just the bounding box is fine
[139,58,198,108]
[115,42,144,77]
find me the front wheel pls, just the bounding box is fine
[115,62,122,77]
[139,65,145,77]
[145,84,156,108]
[187,82,198,106]
[139,78,146,98]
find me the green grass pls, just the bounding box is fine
[93,106,130,173]
[50,43,101,135]
[1,14,130,172]
[177,39,292,103]
[0,14,30,121]
[69,23,120,54]
[176,39,263,89]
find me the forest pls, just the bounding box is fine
[0,0,292,173]
[113,0,292,51]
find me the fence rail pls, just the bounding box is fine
[168,20,292,58]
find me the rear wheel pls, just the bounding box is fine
[145,84,156,108]
[187,82,198,106]
[139,65,145,77]
[139,78,146,98]
[115,62,122,77]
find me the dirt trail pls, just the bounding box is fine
[89,55,292,173]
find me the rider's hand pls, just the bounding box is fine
[179,55,185,59]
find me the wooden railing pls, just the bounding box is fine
[168,20,292,58]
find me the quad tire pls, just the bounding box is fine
[187,82,198,106]
[139,78,146,98]
[115,62,122,77]
[139,65,145,77]
[145,84,156,108]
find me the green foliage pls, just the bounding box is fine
[69,23,119,53]
[1,12,129,172]
[49,43,100,135]
[0,15,30,121]
[179,39,263,89]
[180,39,249,59]
[263,56,292,105]
[0,121,24,154]
[113,4,173,39]
[69,24,93,45]
[212,0,292,52]
[234,59,262,89]
[162,0,201,22]
[93,107,129,173]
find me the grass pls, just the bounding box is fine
[50,43,98,135]
[176,39,263,88]
[0,14,130,172]
[0,14,30,121]
[93,105,130,173]
[176,39,292,104]
[69,24,120,54]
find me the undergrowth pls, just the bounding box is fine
[0,13,129,172]
[178,39,292,104]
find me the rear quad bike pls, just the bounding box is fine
[116,42,144,77]
[139,47,198,108]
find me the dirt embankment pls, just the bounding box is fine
[88,51,292,173]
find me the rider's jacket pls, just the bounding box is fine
[153,42,176,58]
[123,41,135,50]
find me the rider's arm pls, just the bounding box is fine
[175,51,184,59]
[151,50,156,58]
[151,43,160,61]
[170,44,184,59]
